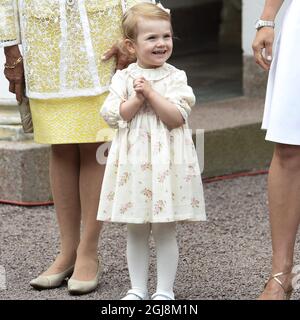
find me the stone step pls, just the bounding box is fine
[190,96,273,177]
[0,125,33,142]
[0,140,51,203]
[0,100,33,142]
[0,99,21,125]
[0,96,273,203]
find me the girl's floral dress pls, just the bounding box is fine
[97,63,206,223]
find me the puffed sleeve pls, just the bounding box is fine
[165,70,196,122]
[0,0,20,47]
[100,70,129,129]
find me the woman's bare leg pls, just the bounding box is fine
[42,144,81,276]
[71,142,105,281]
[259,143,300,299]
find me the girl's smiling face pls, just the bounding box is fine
[126,18,173,68]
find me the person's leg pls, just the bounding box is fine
[71,142,105,281]
[151,222,179,300]
[259,143,300,300]
[41,144,81,276]
[122,223,151,300]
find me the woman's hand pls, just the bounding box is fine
[102,42,136,70]
[252,27,275,71]
[4,45,25,103]
[133,77,153,99]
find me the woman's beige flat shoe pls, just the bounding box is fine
[30,265,74,290]
[68,261,102,295]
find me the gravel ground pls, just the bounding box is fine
[1,174,300,300]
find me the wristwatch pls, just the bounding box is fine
[255,19,275,30]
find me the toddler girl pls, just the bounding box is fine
[97,2,206,300]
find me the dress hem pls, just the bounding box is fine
[265,134,300,146]
[34,138,112,145]
[97,213,207,224]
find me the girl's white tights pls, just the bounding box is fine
[125,222,179,300]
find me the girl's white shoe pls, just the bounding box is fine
[30,265,74,289]
[121,288,149,300]
[151,291,175,300]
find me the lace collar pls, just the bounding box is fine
[127,63,173,81]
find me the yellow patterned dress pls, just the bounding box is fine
[0,0,149,144]
[30,95,111,144]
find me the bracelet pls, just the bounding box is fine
[4,56,23,69]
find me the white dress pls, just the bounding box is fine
[97,63,206,224]
[262,0,300,145]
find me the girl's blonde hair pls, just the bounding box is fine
[122,3,172,42]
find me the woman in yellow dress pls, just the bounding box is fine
[1,0,149,295]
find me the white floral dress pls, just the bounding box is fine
[97,63,206,223]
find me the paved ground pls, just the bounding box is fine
[1,173,300,300]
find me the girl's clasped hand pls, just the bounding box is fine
[133,77,152,98]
